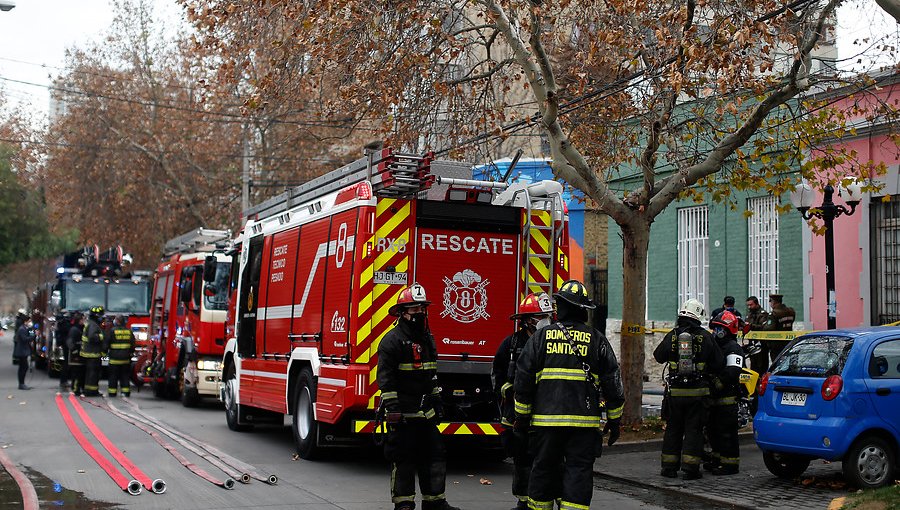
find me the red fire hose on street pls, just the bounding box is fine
[67,394,166,494]
[54,393,141,496]
[0,446,39,510]
[79,396,235,490]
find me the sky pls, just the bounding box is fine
[0,0,896,121]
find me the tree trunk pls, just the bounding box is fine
[619,219,651,425]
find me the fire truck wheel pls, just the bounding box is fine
[292,367,319,459]
[224,365,252,432]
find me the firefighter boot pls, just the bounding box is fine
[682,467,702,480]
[660,467,678,478]
[394,504,415,510]
[422,500,461,510]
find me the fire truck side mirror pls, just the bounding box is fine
[203,284,217,298]
[179,280,193,304]
[203,256,217,283]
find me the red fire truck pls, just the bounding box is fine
[143,228,233,406]
[35,246,152,376]
[217,148,569,459]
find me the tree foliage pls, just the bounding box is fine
[185,0,898,422]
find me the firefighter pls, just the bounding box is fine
[377,283,461,510]
[81,305,105,397]
[705,311,744,475]
[654,299,723,480]
[514,279,624,510]
[104,315,135,398]
[492,292,553,510]
[67,312,86,395]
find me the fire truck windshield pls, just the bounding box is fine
[64,281,105,311]
[108,282,150,313]
[204,262,231,311]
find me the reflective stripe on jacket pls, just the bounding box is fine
[105,327,134,365]
[376,320,441,419]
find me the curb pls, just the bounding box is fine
[602,431,755,455]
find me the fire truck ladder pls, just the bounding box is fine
[518,189,564,296]
[163,228,233,257]
[243,148,435,222]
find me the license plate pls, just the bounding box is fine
[373,271,408,285]
[780,392,807,406]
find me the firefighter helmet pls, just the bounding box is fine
[553,280,596,309]
[388,283,431,316]
[509,293,554,320]
[89,305,105,317]
[710,310,739,336]
[678,299,705,322]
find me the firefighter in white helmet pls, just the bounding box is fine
[492,293,553,510]
[377,283,461,510]
[654,299,723,480]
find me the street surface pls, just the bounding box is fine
[0,329,853,509]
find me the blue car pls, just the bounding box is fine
[754,326,900,489]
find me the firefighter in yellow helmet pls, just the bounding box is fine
[81,305,106,397]
[377,283,461,510]
[492,293,554,510]
[104,315,135,398]
[654,299,723,480]
[514,280,624,510]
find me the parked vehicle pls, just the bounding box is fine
[754,326,900,488]
[218,148,571,459]
[143,228,232,406]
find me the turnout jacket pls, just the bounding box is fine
[377,320,441,420]
[104,326,135,365]
[492,328,531,427]
[67,324,84,363]
[81,318,104,359]
[514,321,625,427]
[654,322,722,397]
[709,335,744,404]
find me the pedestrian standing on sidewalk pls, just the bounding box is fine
[492,293,553,510]
[67,312,86,395]
[705,311,744,475]
[654,299,722,480]
[763,294,795,362]
[515,279,624,510]
[104,315,135,398]
[377,283,461,510]
[81,306,105,397]
[13,317,33,390]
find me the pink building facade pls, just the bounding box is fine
[804,73,900,329]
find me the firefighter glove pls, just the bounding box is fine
[513,414,530,432]
[603,418,621,446]
[385,412,403,424]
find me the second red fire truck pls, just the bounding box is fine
[142,228,233,406]
[216,149,570,459]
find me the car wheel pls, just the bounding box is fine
[223,365,251,432]
[843,436,896,489]
[292,367,319,460]
[763,451,810,479]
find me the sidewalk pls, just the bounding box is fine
[595,436,852,510]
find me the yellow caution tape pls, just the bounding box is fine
[744,330,811,342]
[620,323,646,335]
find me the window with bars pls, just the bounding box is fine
[678,206,709,309]
[747,195,779,312]
[871,197,900,325]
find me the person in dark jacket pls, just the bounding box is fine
[377,283,460,510]
[56,313,72,389]
[104,315,135,398]
[654,299,723,480]
[13,317,33,390]
[67,312,86,395]
[492,292,553,510]
[705,311,745,475]
[81,306,105,397]
[763,294,795,362]
[708,296,742,328]
[515,279,624,510]
[744,296,769,373]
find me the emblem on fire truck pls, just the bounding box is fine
[441,269,490,323]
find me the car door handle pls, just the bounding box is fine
[876,388,891,396]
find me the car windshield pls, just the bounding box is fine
[771,335,854,377]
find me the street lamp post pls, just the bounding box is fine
[791,181,862,330]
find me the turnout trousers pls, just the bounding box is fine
[661,396,706,473]
[69,362,85,394]
[107,363,131,397]
[84,357,101,396]
[384,420,448,509]
[707,402,740,472]
[528,427,595,510]
[500,428,532,507]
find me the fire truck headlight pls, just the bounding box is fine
[134,331,148,342]
[198,360,221,372]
